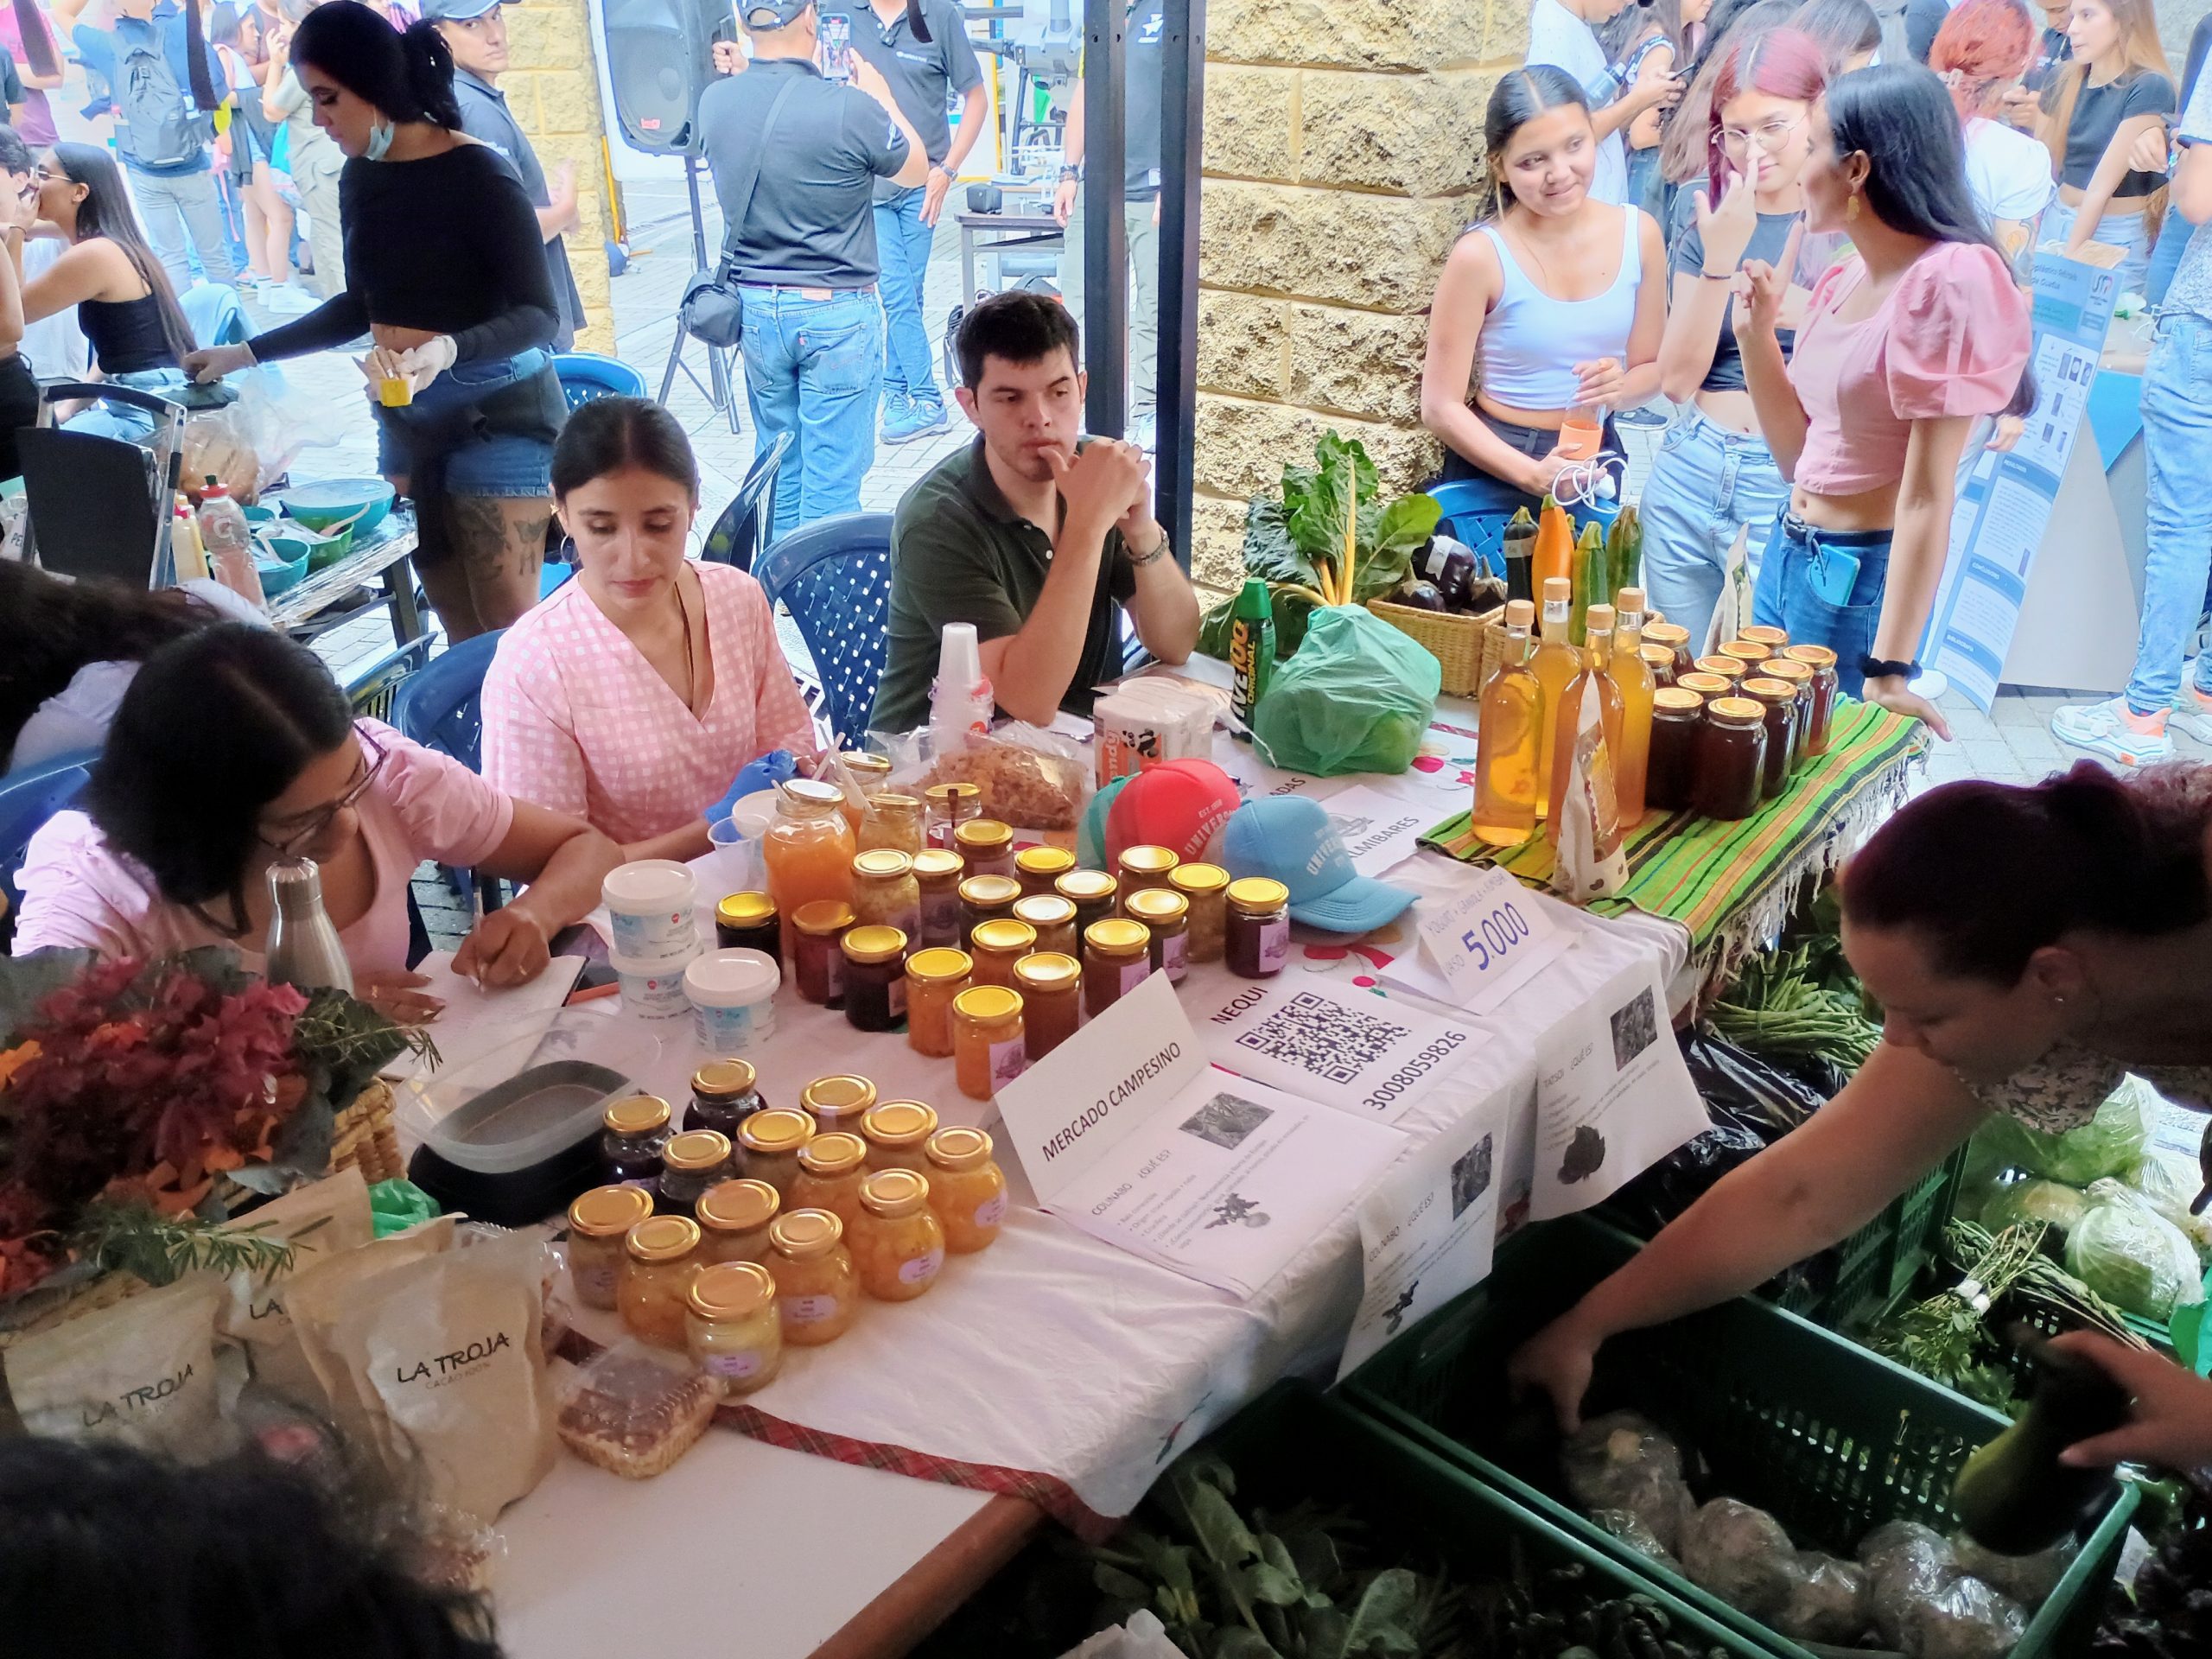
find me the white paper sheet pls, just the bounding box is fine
[385,950,585,1089]
[1189,976,1480,1126]
[1311,784,1430,878]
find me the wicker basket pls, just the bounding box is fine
[1366,599,1510,699]
[330,1077,404,1185]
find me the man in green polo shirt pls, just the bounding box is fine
[871,291,1200,732]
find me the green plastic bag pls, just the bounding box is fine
[1250,605,1441,777]
[367,1178,440,1237]
[1966,1077,2152,1189]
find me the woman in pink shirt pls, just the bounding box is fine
[1735,61,2032,729]
[12,626,621,1020]
[482,397,817,863]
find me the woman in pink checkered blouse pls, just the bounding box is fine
[483,399,817,862]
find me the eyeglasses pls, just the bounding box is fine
[257,731,387,856]
[1719,114,1808,155]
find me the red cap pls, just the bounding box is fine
[1104,758,1241,867]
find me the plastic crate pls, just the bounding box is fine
[1200,1380,1766,1656]
[1768,1144,1969,1330]
[1338,1213,2137,1659]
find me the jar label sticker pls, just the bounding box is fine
[572,1263,618,1301]
[1162,931,1188,982]
[785,1294,841,1325]
[1120,957,1152,995]
[891,903,920,939]
[703,1350,765,1379]
[888,977,907,1017]
[989,1037,1027,1091]
[973,1191,1007,1230]
[1258,916,1291,969]
[899,1248,945,1286]
[920,892,961,944]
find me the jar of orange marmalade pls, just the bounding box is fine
[764,1210,856,1346]
[850,1168,946,1301]
[924,1126,1007,1254]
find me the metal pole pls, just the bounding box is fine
[1154,0,1202,569]
[1083,0,1128,438]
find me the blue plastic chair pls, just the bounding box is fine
[391,632,508,911]
[753,512,894,746]
[181,281,250,348]
[554,353,648,411]
[1427,473,1624,580]
[702,431,792,573]
[1,750,97,922]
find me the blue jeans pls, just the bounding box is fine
[65,368,190,442]
[2146,210,2189,305]
[738,285,884,536]
[2126,310,2212,713]
[873,188,940,409]
[2044,200,2152,297]
[1638,407,1789,654]
[1751,512,1894,698]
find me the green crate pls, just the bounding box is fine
[1338,1213,2137,1659]
[1767,1144,1968,1330]
[1199,1380,1767,1656]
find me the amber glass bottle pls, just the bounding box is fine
[1606,591,1656,829]
[1473,598,1541,848]
[1529,575,1577,821]
[1546,604,1625,835]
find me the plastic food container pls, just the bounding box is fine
[612,949,693,1020]
[406,1060,632,1227]
[602,860,698,963]
[684,949,780,1052]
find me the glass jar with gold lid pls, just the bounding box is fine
[798,1074,876,1137]
[953,817,1015,879]
[840,925,910,1033]
[925,1127,1007,1255]
[851,1168,946,1302]
[951,985,1027,1101]
[969,917,1037,988]
[785,1131,870,1228]
[1011,893,1077,957]
[957,874,1022,947]
[1718,640,1771,675]
[1012,951,1080,1060]
[849,849,920,937]
[696,1177,780,1265]
[601,1092,673,1187]
[686,1261,783,1397]
[1055,868,1118,935]
[765,1210,856,1346]
[1675,671,1734,703]
[858,791,924,857]
[1168,862,1230,963]
[1124,887,1192,984]
[714,890,779,957]
[904,947,970,1058]
[791,899,855,1007]
[1083,917,1153,1015]
[912,848,965,949]
[1225,878,1291,979]
[924,781,982,849]
[1692,655,1747,685]
[619,1214,702,1350]
[1116,844,1180,908]
[566,1184,655,1310]
[859,1099,940,1173]
[657,1128,734,1216]
[1014,844,1075,896]
[736,1107,815,1197]
[686,1059,764,1139]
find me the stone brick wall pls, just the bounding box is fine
[1192,0,1529,594]
[500,0,615,351]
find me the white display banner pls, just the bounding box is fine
[1191,976,1481,1126]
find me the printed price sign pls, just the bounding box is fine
[1416,867,1564,1014]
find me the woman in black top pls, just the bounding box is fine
[185,0,561,640]
[2043,0,2174,295]
[0,124,39,480]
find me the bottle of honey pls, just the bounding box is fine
[1607,587,1656,829]
[1548,604,1625,836]
[1473,599,1541,848]
[1530,576,1578,822]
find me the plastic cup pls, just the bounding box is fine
[601,859,698,963]
[706,817,765,897]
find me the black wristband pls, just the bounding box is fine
[1859,655,1919,682]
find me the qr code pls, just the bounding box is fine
[1234,991,1410,1086]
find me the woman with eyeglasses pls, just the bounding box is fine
[11,624,622,1019]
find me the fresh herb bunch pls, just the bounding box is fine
[70,1199,297,1287]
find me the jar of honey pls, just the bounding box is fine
[696,1177,780,1265]
[849,849,921,938]
[1741,677,1799,800]
[839,925,909,1032]
[785,1131,870,1228]
[1644,621,1694,681]
[715,890,780,957]
[1737,623,1789,652]
[685,1260,782,1398]
[969,918,1037,988]
[912,849,965,948]
[957,874,1022,947]
[1014,844,1075,896]
[1168,863,1230,963]
[924,1127,1007,1254]
[859,1099,940,1173]
[1224,878,1291,978]
[1644,687,1705,812]
[765,1210,856,1346]
[924,781,982,849]
[1012,950,1081,1059]
[1692,654,1747,685]
[851,1168,945,1302]
[859,791,925,857]
[762,779,856,937]
[658,1128,734,1215]
[798,1074,876,1137]
[566,1184,655,1310]
[1675,671,1733,704]
[1694,696,1769,821]
[1011,893,1077,957]
[951,985,1027,1100]
[1124,887,1192,984]
[736,1108,815,1197]
[1056,868,1119,934]
[619,1214,702,1351]
[1758,658,1816,768]
[601,1093,673,1188]
[904,948,971,1058]
[1116,844,1179,909]
[1782,645,1839,757]
[1083,917,1154,1015]
[953,818,1015,879]
[1719,640,1771,675]
[791,899,855,1007]
[1639,643,1677,690]
[687,1059,764,1139]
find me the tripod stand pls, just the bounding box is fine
[658,154,743,435]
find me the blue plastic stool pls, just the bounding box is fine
[391,634,508,912]
[554,353,648,410]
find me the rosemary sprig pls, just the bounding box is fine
[70,1202,296,1287]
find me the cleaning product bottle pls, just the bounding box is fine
[198,477,263,606]
[1228,577,1274,736]
[170,493,209,582]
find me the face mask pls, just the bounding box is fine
[365,118,396,161]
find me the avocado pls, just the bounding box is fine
[1951,1331,2129,1554]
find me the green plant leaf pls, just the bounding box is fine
[1332,1568,1424,1659]
[1241,1534,1306,1607]
[1094,1564,1153,1602]
[1211,1628,1285,1659]
[1244,495,1316,589]
[1373,494,1442,558]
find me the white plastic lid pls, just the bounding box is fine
[684,948,779,1006]
[602,858,695,915]
[728,787,783,840]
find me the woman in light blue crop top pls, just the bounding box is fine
[1419,67,1667,518]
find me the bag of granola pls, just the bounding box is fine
[4,1274,229,1459]
[217,1167,375,1407]
[285,1214,456,1466]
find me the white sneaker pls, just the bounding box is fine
[262,284,319,315]
[2171,678,2212,744]
[2050,696,2175,766]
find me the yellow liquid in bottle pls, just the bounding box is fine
[1529,586,1578,821]
[1607,620,1656,828]
[1474,618,1541,847]
[1546,642,1624,836]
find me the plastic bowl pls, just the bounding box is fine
[255,543,312,597]
[279,476,396,536]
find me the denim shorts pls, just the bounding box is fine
[372,348,561,499]
[1751,512,1893,697]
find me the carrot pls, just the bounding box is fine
[1533,496,1574,592]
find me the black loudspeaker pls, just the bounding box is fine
[603,0,721,156]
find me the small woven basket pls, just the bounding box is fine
[1365,600,1509,699]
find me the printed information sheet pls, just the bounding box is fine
[1188,976,1481,1126]
[1312,784,1431,878]
[995,975,1408,1297]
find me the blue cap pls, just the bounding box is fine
[422,0,500,19]
[1221,796,1417,935]
[1078,772,1134,873]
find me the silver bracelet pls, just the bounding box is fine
[1129,532,1172,569]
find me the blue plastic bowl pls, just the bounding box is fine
[256,543,312,597]
[279,477,396,537]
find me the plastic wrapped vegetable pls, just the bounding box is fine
[1590,1508,1681,1567]
[1891,1573,2029,1659]
[1678,1027,1827,1135]
[2065,1180,2205,1321]
[1863,1522,1959,1649]
[1968,1078,2152,1188]
[1951,1533,2076,1611]
[2128,1149,2212,1261]
[1249,606,1440,777]
[1775,1552,1868,1644]
[1680,1497,1801,1618]
[1560,1410,1696,1554]
[1978,1177,2091,1240]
